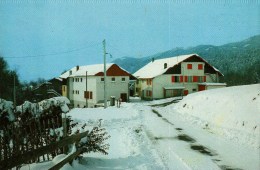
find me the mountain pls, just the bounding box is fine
[113,35,260,78]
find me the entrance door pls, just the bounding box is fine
[120,93,127,102]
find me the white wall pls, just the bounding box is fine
[68,76,129,107]
[181,62,204,76]
[68,76,96,107]
[96,76,129,103]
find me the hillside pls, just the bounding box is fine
[113,35,260,85]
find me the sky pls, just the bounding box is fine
[0,0,259,82]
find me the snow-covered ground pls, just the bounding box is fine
[21,84,260,170]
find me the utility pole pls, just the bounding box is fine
[13,74,16,110]
[86,71,88,108]
[103,39,107,108]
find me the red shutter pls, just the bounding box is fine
[198,64,203,70]
[171,76,175,83]
[184,76,188,82]
[193,76,198,82]
[187,64,192,69]
[204,76,206,82]
[180,76,183,82]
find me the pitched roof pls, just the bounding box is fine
[133,54,222,79]
[59,63,133,78]
[134,54,193,79]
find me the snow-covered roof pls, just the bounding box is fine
[134,54,195,79]
[134,54,222,79]
[198,83,227,86]
[163,86,185,90]
[59,63,114,78]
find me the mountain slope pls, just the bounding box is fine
[113,35,260,81]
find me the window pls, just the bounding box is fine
[85,91,93,99]
[164,63,167,69]
[72,78,74,82]
[146,90,152,97]
[204,76,206,82]
[72,90,74,94]
[111,77,115,82]
[172,76,182,83]
[187,64,192,69]
[188,76,192,82]
[122,77,126,82]
[101,77,104,82]
[146,79,152,85]
[198,76,204,82]
[198,64,203,70]
[81,78,83,82]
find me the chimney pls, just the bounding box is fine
[152,58,155,62]
[76,65,79,71]
[69,70,72,75]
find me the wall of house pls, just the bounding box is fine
[68,76,129,108]
[68,76,97,108]
[137,78,153,99]
[96,76,129,103]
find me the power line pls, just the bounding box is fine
[4,42,101,59]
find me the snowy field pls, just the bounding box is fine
[22,84,260,170]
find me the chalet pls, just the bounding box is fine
[134,54,226,99]
[59,63,134,108]
[32,78,62,101]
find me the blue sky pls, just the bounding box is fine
[0,0,259,81]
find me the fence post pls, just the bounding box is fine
[62,113,68,153]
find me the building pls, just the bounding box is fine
[60,63,135,108]
[32,78,62,102]
[134,54,226,100]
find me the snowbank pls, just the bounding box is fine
[171,84,260,147]
[0,98,14,121]
[16,96,70,116]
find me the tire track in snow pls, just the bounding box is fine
[150,108,243,170]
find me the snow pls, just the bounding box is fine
[69,63,114,77]
[16,96,70,116]
[134,54,193,79]
[0,98,15,121]
[172,84,260,147]
[198,82,227,86]
[20,84,259,170]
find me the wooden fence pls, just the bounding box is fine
[0,108,86,170]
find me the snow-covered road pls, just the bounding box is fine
[67,95,259,170]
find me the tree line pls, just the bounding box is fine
[0,56,46,105]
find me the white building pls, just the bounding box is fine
[60,63,134,108]
[134,54,226,100]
